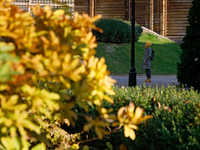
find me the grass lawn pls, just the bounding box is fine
[95,30,182,75]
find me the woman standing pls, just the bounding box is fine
[142,41,152,82]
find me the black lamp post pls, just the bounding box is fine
[128,0,137,86]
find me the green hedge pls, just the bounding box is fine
[63,85,200,150]
[107,85,200,150]
[92,19,143,43]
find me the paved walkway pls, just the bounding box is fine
[111,75,179,88]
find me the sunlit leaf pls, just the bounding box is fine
[124,125,136,140]
[31,143,46,150]
[0,42,15,52]
[71,144,79,150]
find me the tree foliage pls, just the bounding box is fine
[0,0,152,149]
[177,0,200,90]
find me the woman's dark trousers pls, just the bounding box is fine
[145,69,151,78]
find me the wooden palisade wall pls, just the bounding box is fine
[74,0,192,43]
[166,0,192,42]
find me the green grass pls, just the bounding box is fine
[95,31,182,75]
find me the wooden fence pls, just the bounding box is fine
[74,0,192,43]
[11,0,74,14]
[10,0,192,43]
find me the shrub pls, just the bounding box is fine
[69,85,200,149]
[177,0,200,90]
[0,1,151,149]
[93,19,143,43]
[109,85,200,150]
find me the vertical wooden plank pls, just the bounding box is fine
[160,0,163,36]
[160,0,167,36]
[94,0,96,17]
[145,0,148,27]
[90,0,94,17]
[150,0,154,30]
[156,0,160,33]
[164,0,167,36]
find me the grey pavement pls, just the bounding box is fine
[110,75,179,88]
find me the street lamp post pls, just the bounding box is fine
[128,0,137,86]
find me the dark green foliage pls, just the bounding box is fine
[177,0,200,90]
[135,23,143,42]
[93,19,142,43]
[64,85,200,150]
[107,85,200,150]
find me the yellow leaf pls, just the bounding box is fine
[0,118,6,124]
[53,9,65,17]
[4,119,13,127]
[102,95,114,104]
[93,99,101,106]
[30,30,48,38]
[102,86,115,95]
[132,107,144,125]
[128,124,138,130]
[124,125,136,140]
[1,137,13,150]
[7,95,19,106]
[59,76,71,88]
[21,85,36,96]
[101,108,107,114]
[22,120,40,134]
[128,102,135,114]
[71,144,79,150]
[18,125,27,137]
[0,32,18,39]
[64,26,71,38]
[0,84,9,91]
[90,15,102,23]
[10,126,17,137]
[1,127,7,133]
[117,107,126,122]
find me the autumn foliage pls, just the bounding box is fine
[0,0,152,149]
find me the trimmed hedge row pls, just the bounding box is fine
[92,19,143,43]
[107,85,200,150]
[65,85,200,150]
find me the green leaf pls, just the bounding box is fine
[31,143,46,150]
[0,53,19,62]
[0,62,11,76]
[0,43,15,52]
[13,137,21,150]
[106,142,113,150]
